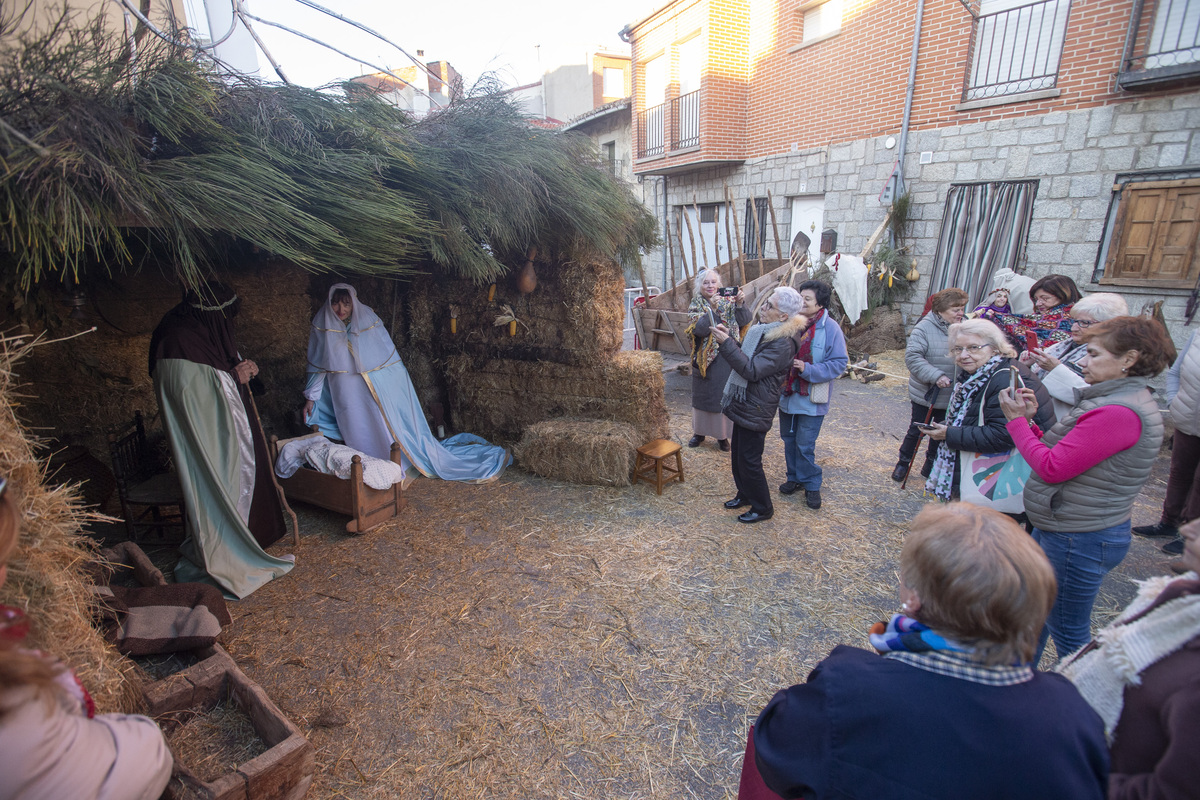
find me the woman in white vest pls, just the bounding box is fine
[1000,316,1175,662]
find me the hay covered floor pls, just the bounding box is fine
[213,350,1171,799]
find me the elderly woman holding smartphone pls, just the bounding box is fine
[1000,316,1174,661]
[710,287,807,523]
[685,269,750,451]
[922,319,1053,506]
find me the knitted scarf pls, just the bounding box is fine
[1057,573,1200,742]
[685,295,741,377]
[990,304,1074,350]
[721,320,782,407]
[925,355,1005,501]
[869,613,971,654]
[782,308,825,397]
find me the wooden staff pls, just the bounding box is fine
[676,221,691,285]
[723,189,737,286]
[767,189,784,265]
[665,214,677,307]
[726,184,746,288]
[249,393,300,548]
[750,196,765,282]
[692,195,709,270]
[682,209,699,283]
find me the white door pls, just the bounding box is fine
[789,196,825,266]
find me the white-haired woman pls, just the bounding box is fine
[1024,293,1129,420]
[924,319,1054,505]
[711,287,807,523]
[685,270,749,451]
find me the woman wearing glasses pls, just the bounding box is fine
[1000,316,1174,661]
[923,319,1053,506]
[1023,293,1129,420]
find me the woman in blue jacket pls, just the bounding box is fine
[777,280,848,510]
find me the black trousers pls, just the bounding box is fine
[897,402,947,464]
[731,424,771,515]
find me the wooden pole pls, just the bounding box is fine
[726,185,746,289]
[676,221,692,285]
[692,195,709,270]
[722,188,737,285]
[750,196,765,282]
[767,190,785,266]
[665,215,677,307]
[682,209,700,284]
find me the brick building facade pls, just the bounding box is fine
[624,0,1200,341]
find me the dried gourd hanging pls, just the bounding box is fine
[517,246,538,294]
[906,258,920,282]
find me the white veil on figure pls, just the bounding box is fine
[304,283,510,483]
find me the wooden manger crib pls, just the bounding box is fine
[268,433,407,534]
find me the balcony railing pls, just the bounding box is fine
[963,0,1070,101]
[638,103,665,158]
[670,90,700,150]
[1118,0,1200,90]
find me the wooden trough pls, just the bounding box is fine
[146,645,314,800]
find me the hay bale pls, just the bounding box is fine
[444,350,669,445]
[514,418,638,486]
[0,333,143,714]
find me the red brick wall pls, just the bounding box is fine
[630,0,1196,168]
[593,54,632,107]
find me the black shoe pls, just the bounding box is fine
[1133,521,1178,538]
[688,435,705,448]
[779,481,801,495]
[919,459,934,478]
[738,510,773,523]
[805,490,822,510]
[718,439,730,452]
[891,461,910,482]
[724,497,750,509]
[1162,537,1185,556]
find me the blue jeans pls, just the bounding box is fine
[779,411,825,490]
[1032,522,1131,662]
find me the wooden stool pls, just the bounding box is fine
[632,439,684,495]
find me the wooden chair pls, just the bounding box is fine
[108,411,185,541]
[632,439,684,495]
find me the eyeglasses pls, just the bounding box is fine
[950,344,993,355]
[1070,319,1097,328]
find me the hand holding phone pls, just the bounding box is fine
[1009,365,1025,392]
[718,286,739,297]
[913,422,938,432]
[1024,331,1039,353]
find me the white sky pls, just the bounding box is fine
[244,0,659,89]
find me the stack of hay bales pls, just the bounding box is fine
[0,334,141,714]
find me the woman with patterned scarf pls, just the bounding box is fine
[982,273,1081,352]
[684,270,750,451]
[737,502,1108,800]
[924,318,1053,509]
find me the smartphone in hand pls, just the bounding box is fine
[1009,365,1025,391]
[718,286,739,297]
[913,422,938,432]
[1025,331,1039,353]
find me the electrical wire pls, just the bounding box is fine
[117,0,239,50]
[238,8,444,105]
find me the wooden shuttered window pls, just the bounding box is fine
[1101,178,1200,288]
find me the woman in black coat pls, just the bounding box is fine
[924,318,1054,507]
[711,286,808,524]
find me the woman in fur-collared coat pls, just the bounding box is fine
[711,287,808,524]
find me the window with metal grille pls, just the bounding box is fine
[743,198,768,257]
[963,0,1070,101]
